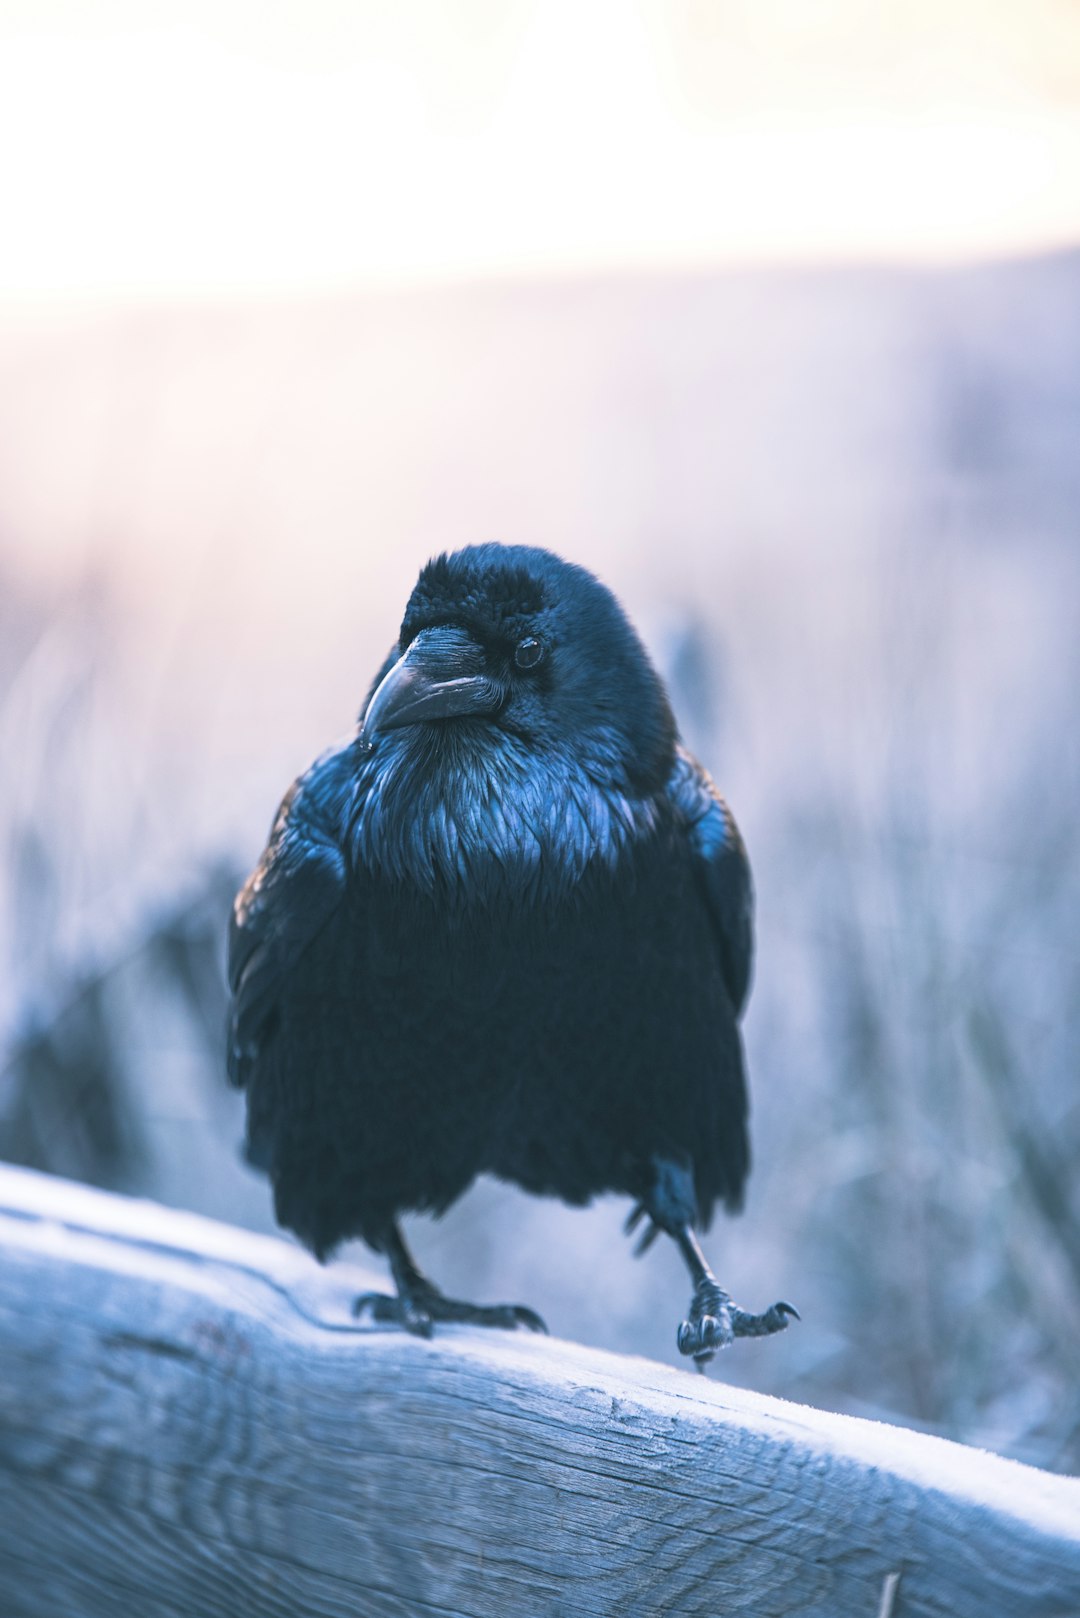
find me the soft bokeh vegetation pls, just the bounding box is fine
[2,256,1078,1471]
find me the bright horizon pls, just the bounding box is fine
[3,0,1080,305]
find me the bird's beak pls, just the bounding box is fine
[359,626,502,746]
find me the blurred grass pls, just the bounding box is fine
[0,257,1077,1472]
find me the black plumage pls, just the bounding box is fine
[228,544,794,1363]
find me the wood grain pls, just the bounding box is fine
[0,1164,1077,1618]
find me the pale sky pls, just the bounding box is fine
[3,0,1080,303]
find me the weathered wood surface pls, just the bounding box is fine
[0,1165,1077,1618]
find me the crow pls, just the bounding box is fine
[228,544,795,1366]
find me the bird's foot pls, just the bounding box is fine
[353,1278,547,1340]
[677,1280,798,1370]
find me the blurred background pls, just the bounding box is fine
[2,0,1078,1474]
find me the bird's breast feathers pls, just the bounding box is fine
[344,728,663,901]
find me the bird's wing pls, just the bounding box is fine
[227,740,357,1089]
[666,746,754,1017]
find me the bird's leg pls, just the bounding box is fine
[629,1158,797,1371]
[352,1221,547,1339]
[672,1225,797,1370]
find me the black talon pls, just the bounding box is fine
[402,1305,435,1339]
[352,1290,388,1318]
[352,1290,434,1337]
[728,1298,799,1339]
[508,1305,548,1334]
[633,1222,660,1258]
[677,1286,734,1365]
[625,1200,661,1257]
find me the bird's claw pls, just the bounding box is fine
[624,1202,661,1256]
[677,1281,797,1369]
[352,1290,436,1338]
[441,1298,547,1334]
[352,1286,547,1338]
[746,1299,800,1333]
[677,1288,734,1367]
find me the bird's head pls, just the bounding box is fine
[359,544,676,792]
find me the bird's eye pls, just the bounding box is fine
[514,635,545,670]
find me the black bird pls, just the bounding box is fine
[228,544,795,1366]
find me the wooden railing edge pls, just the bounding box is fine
[0,1163,1077,1618]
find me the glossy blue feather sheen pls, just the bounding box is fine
[349,726,664,902]
[229,545,753,1261]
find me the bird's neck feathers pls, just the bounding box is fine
[346,724,662,902]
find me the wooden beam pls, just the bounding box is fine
[0,1164,1077,1617]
